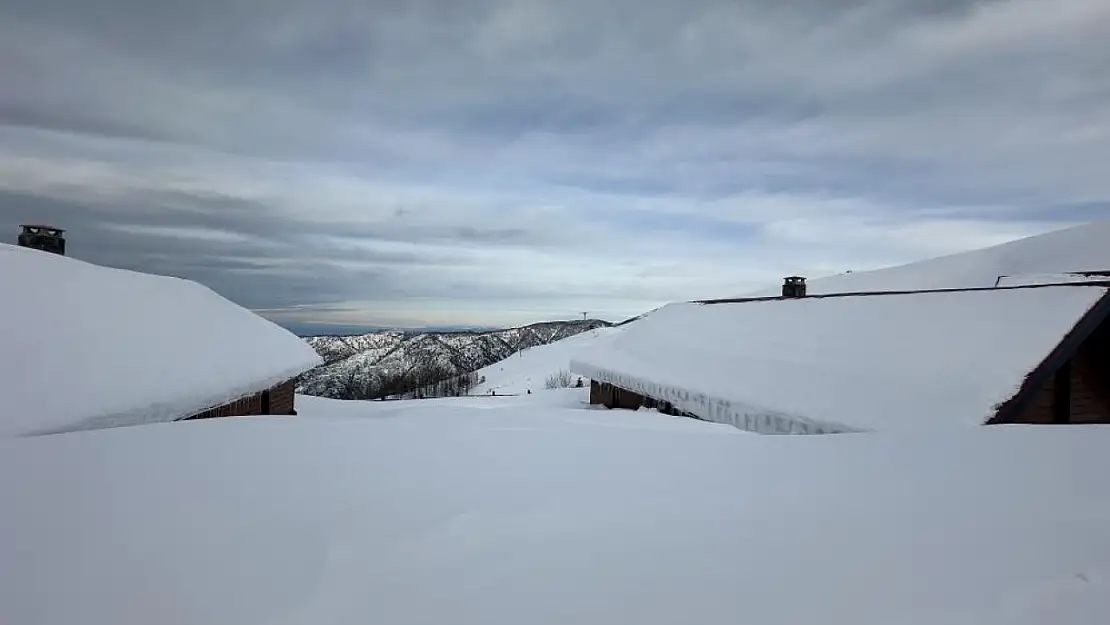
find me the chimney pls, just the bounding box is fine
[17,224,66,256]
[782,276,807,298]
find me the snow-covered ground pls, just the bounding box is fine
[747,220,1110,296]
[468,327,619,395]
[298,388,737,433]
[2,395,1108,625]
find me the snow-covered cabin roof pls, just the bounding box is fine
[571,284,1110,433]
[744,220,1110,297]
[0,244,323,436]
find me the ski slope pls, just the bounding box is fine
[749,220,1110,296]
[2,397,1109,625]
[469,327,619,395]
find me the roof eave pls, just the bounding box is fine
[988,289,1110,425]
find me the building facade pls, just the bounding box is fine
[581,279,1110,432]
[181,379,299,421]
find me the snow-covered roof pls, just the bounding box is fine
[0,244,322,436]
[571,285,1110,433]
[746,220,1110,297]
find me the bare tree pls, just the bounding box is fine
[544,369,574,389]
[333,366,365,400]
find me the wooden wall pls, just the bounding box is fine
[269,379,297,416]
[589,380,646,410]
[1000,318,1110,425]
[181,379,299,421]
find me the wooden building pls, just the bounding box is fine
[989,290,1110,425]
[573,278,1110,434]
[181,379,299,420]
[1,240,322,436]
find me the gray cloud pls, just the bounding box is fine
[2,0,1107,329]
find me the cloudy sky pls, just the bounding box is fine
[2,0,1108,332]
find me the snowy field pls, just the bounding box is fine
[298,388,737,433]
[2,391,1110,625]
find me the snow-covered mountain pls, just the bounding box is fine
[750,220,1110,296]
[297,319,611,399]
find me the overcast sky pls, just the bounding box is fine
[2,0,1108,331]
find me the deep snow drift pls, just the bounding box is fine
[573,286,1108,432]
[0,244,321,437]
[749,220,1110,296]
[1,394,1109,625]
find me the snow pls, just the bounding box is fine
[0,244,322,437]
[2,398,1110,625]
[749,220,1110,296]
[296,388,740,433]
[469,327,620,395]
[298,320,608,398]
[995,273,1103,287]
[572,286,1108,433]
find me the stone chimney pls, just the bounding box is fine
[782,276,807,298]
[17,225,66,256]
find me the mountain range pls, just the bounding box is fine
[296,319,611,399]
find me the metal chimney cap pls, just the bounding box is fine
[20,224,66,233]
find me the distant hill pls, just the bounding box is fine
[290,323,499,337]
[749,220,1110,296]
[297,319,612,400]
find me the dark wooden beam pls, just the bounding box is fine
[1053,360,1072,424]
